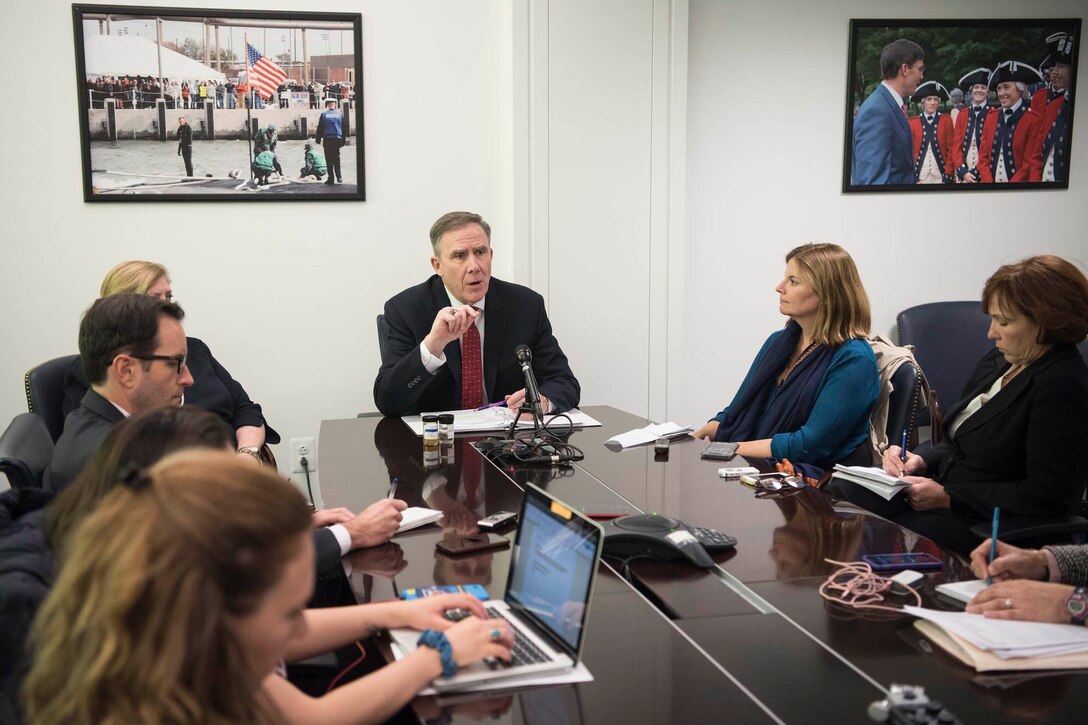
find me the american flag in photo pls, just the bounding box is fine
[246,42,288,100]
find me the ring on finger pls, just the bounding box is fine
[490,628,502,641]
[1004,597,1013,610]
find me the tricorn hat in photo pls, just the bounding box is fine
[987,61,1043,91]
[958,68,991,91]
[1045,32,1075,64]
[913,80,950,102]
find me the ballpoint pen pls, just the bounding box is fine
[475,401,508,411]
[387,478,398,499]
[898,428,908,477]
[986,507,1001,585]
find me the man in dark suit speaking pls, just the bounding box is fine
[374,211,579,417]
[851,38,926,186]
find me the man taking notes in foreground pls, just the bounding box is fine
[851,38,925,186]
[374,211,579,417]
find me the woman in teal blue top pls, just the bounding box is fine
[694,243,879,469]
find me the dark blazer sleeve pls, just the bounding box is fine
[522,291,580,413]
[373,286,445,417]
[313,528,345,579]
[186,338,279,444]
[935,347,1088,519]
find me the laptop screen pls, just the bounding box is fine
[505,485,602,655]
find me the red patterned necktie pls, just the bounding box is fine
[460,313,483,410]
[901,103,908,118]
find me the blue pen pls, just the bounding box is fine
[474,401,507,411]
[387,477,399,500]
[898,428,908,477]
[986,507,1001,585]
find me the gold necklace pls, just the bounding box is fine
[779,341,820,387]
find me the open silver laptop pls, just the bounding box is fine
[389,483,604,691]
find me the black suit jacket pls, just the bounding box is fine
[45,389,126,493]
[373,276,579,417]
[313,528,345,579]
[920,345,1088,519]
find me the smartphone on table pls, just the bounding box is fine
[862,552,943,572]
[435,533,511,557]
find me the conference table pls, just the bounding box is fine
[317,406,1088,724]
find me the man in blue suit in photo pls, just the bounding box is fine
[851,39,926,186]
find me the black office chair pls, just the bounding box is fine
[884,362,923,450]
[357,314,391,418]
[376,313,388,362]
[897,302,991,441]
[969,516,1088,549]
[24,354,79,443]
[0,413,54,489]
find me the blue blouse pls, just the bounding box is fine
[711,333,878,464]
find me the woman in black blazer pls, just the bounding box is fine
[834,255,1088,555]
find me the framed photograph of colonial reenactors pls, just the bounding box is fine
[843,19,1079,193]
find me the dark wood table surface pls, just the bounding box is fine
[318,413,780,724]
[318,406,1088,723]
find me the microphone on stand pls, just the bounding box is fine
[507,344,545,438]
[515,344,545,419]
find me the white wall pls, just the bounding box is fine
[0,0,514,491]
[4,0,1087,493]
[676,0,1088,426]
[516,0,687,420]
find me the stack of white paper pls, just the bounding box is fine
[396,507,444,533]
[401,407,602,435]
[906,606,1088,659]
[831,465,912,501]
[605,422,694,449]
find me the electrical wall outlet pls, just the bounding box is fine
[291,437,316,473]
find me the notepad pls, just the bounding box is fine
[605,422,694,449]
[935,579,988,604]
[397,507,444,533]
[831,465,913,501]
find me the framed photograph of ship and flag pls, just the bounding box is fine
[72,4,365,201]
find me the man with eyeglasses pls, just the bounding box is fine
[46,295,193,493]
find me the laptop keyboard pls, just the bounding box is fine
[444,607,554,668]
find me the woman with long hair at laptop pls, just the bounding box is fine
[693,243,878,469]
[25,451,512,725]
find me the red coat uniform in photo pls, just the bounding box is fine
[1031,87,1071,182]
[977,104,1045,183]
[909,112,955,182]
[951,105,992,181]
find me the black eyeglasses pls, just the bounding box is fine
[131,354,188,374]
